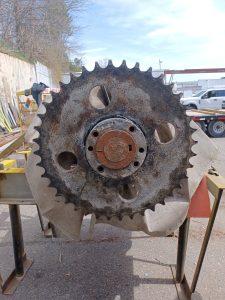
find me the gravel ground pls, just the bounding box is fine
[0,138,225,300]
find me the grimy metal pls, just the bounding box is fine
[34,60,193,220]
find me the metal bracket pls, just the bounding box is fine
[174,172,225,299]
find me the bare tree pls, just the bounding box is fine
[0,0,84,81]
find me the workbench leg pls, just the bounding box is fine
[1,205,33,295]
[190,189,223,293]
[176,218,190,283]
[36,205,45,232]
[9,205,25,275]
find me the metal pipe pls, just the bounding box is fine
[191,189,223,293]
[176,217,190,283]
[36,205,45,232]
[9,205,24,276]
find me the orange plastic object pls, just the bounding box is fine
[188,176,211,218]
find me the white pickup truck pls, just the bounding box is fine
[180,88,225,110]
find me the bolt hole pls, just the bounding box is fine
[154,122,175,144]
[88,146,93,151]
[134,161,139,167]
[89,85,111,109]
[129,126,135,132]
[97,165,104,172]
[57,151,77,170]
[92,131,99,137]
[139,147,144,153]
[119,183,139,200]
[128,145,132,151]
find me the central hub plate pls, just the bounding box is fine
[95,130,136,169]
[85,117,147,178]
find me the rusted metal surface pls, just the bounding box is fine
[95,130,136,169]
[33,60,193,220]
[86,117,147,178]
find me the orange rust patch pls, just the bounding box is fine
[95,130,136,169]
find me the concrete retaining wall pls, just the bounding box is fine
[0,52,52,109]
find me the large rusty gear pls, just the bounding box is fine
[34,60,193,219]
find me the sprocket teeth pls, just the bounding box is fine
[70,72,76,82]
[48,182,55,188]
[94,61,101,70]
[107,59,113,67]
[42,101,50,109]
[59,81,66,90]
[120,59,127,68]
[34,58,193,220]
[133,62,140,69]
[36,161,42,167]
[33,149,41,157]
[36,114,45,122]
[33,125,41,134]
[187,162,194,169]
[145,67,153,76]
[41,171,47,178]
[33,137,40,144]
[51,91,58,99]
[129,214,134,219]
[81,65,89,75]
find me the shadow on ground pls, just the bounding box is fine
[0,207,178,300]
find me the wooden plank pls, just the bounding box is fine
[0,134,25,160]
[0,198,35,205]
[206,174,225,198]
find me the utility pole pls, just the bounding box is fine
[159,59,163,70]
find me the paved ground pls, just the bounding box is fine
[0,138,225,300]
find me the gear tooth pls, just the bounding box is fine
[33,125,41,134]
[70,72,76,82]
[34,149,41,157]
[36,161,42,167]
[134,62,140,69]
[33,137,40,144]
[51,91,58,98]
[187,162,194,168]
[140,210,145,216]
[179,173,188,179]
[95,212,101,219]
[191,150,197,157]
[151,206,155,212]
[94,61,101,70]
[146,67,153,74]
[48,182,54,188]
[42,101,50,109]
[117,213,123,221]
[59,81,66,90]
[129,214,134,219]
[82,65,88,74]
[157,73,164,83]
[41,171,47,178]
[37,114,45,122]
[107,59,113,67]
[120,59,127,68]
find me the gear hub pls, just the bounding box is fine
[85,117,147,178]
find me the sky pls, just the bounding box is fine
[74,0,225,81]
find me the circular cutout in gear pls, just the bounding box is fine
[85,117,147,178]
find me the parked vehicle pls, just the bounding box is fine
[180,89,225,110]
[187,109,225,137]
